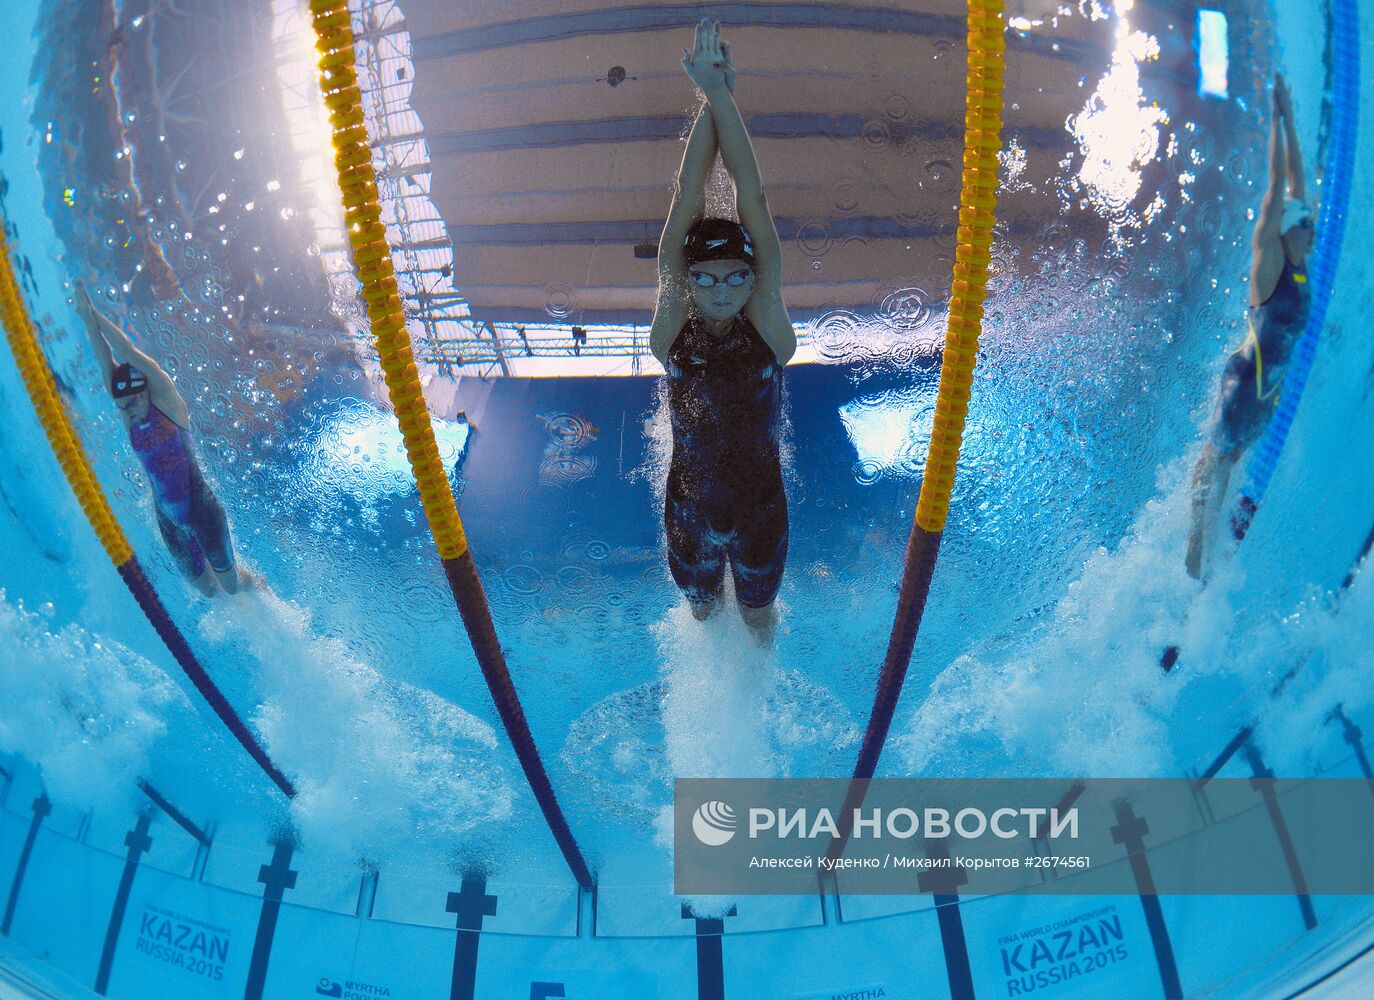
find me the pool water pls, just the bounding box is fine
[0,0,1372,997]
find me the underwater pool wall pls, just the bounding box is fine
[4,731,1374,999]
[4,0,1374,996]
[3,355,1374,998]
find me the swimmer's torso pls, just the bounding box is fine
[127,405,197,526]
[1245,257,1310,398]
[666,315,782,494]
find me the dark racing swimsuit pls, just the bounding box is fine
[1217,257,1310,454]
[665,314,788,609]
[128,405,234,580]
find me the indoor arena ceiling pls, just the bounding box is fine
[395,0,1205,326]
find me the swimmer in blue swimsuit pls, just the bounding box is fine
[650,21,797,643]
[1186,74,1314,579]
[75,282,247,597]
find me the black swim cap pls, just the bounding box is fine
[683,218,754,266]
[111,362,148,399]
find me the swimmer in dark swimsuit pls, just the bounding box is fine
[75,282,247,597]
[650,21,797,643]
[1186,73,1314,579]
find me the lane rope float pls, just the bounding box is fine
[1166,0,1360,673]
[306,0,593,890]
[1231,0,1359,540]
[0,227,296,799]
[828,0,1006,861]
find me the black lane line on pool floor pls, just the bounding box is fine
[0,793,49,937]
[448,872,498,1000]
[683,904,735,1000]
[245,838,298,1000]
[1329,707,1374,792]
[1111,800,1184,1000]
[94,810,153,995]
[919,843,974,1000]
[1243,745,1318,931]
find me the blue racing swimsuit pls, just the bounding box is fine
[128,405,234,579]
[665,314,788,608]
[1216,257,1310,454]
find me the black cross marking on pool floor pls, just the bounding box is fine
[1329,706,1374,795]
[683,903,736,1000]
[1111,801,1183,1000]
[448,873,497,1000]
[245,838,298,1000]
[1,793,50,936]
[1243,744,1318,930]
[919,842,973,1000]
[94,810,153,994]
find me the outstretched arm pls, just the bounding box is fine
[649,105,718,364]
[663,105,720,270]
[1254,83,1287,247]
[690,26,795,363]
[1275,74,1306,202]
[650,24,724,365]
[701,86,776,253]
[76,284,191,426]
[74,282,117,387]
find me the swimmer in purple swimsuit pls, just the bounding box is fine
[1186,73,1315,580]
[650,21,797,643]
[75,282,246,597]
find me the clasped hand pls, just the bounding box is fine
[682,18,735,94]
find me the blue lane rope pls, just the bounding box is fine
[1232,0,1360,539]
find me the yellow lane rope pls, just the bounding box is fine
[3,230,300,797]
[304,1,595,887]
[915,0,1006,533]
[308,0,468,560]
[0,229,133,565]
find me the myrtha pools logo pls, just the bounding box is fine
[692,801,738,846]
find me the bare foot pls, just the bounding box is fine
[689,597,720,621]
[190,569,217,598]
[739,601,777,645]
[1185,529,1204,581]
[214,564,241,595]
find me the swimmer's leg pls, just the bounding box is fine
[1188,443,1246,580]
[1186,442,1218,580]
[189,564,217,598]
[1189,359,1255,579]
[189,473,241,595]
[666,483,726,618]
[730,485,788,644]
[156,507,216,597]
[690,597,720,621]
[738,601,777,642]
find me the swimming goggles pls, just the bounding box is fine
[688,268,753,288]
[111,367,148,398]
